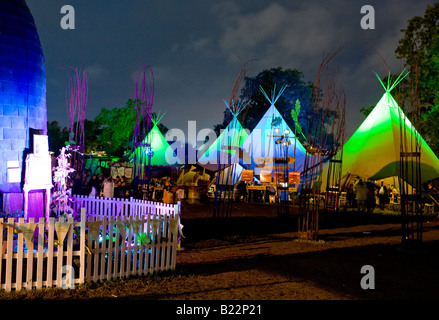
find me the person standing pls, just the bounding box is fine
[346,183,356,208]
[88,175,99,197]
[354,179,368,213]
[377,181,389,210]
[103,176,114,198]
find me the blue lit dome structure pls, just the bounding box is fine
[0,0,47,194]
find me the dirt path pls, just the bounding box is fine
[124,202,439,300]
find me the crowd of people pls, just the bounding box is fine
[345,179,400,213]
[69,170,439,211]
[345,178,439,213]
[70,172,134,198]
[69,171,175,201]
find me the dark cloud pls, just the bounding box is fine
[26,0,433,139]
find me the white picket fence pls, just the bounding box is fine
[72,195,178,219]
[0,197,181,292]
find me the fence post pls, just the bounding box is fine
[79,208,86,285]
[36,217,45,289]
[176,201,181,218]
[5,219,14,291]
[46,217,55,288]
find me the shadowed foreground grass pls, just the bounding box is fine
[0,270,182,300]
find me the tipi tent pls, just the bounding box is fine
[241,86,307,176]
[131,113,181,169]
[321,73,439,191]
[198,100,250,173]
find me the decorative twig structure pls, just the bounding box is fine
[132,64,155,180]
[212,99,250,218]
[66,67,88,172]
[386,69,424,244]
[298,49,346,240]
[211,60,253,218]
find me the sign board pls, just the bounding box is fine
[24,154,52,188]
[176,188,185,200]
[260,170,272,183]
[241,170,254,182]
[7,160,21,183]
[288,172,301,184]
[111,166,130,179]
[325,191,339,211]
[273,156,295,164]
[274,171,286,183]
[33,135,49,155]
[256,164,291,170]
[255,156,295,165]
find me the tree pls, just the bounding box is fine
[396,3,438,154]
[156,121,169,136]
[47,121,70,155]
[290,99,307,141]
[395,3,439,109]
[360,105,374,118]
[237,67,313,144]
[94,103,134,157]
[83,119,100,154]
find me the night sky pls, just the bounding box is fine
[26,0,434,140]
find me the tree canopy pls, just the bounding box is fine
[395,3,439,109]
[94,103,134,157]
[234,67,313,145]
[47,120,70,155]
[396,3,439,156]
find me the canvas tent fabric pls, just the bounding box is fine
[240,104,307,175]
[215,163,244,185]
[131,124,181,167]
[177,165,211,185]
[321,88,439,190]
[176,168,198,185]
[197,117,249,172]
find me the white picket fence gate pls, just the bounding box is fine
[0,197,182,292]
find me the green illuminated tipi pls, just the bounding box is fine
[322,72,439,190]
[131,113,180,168]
